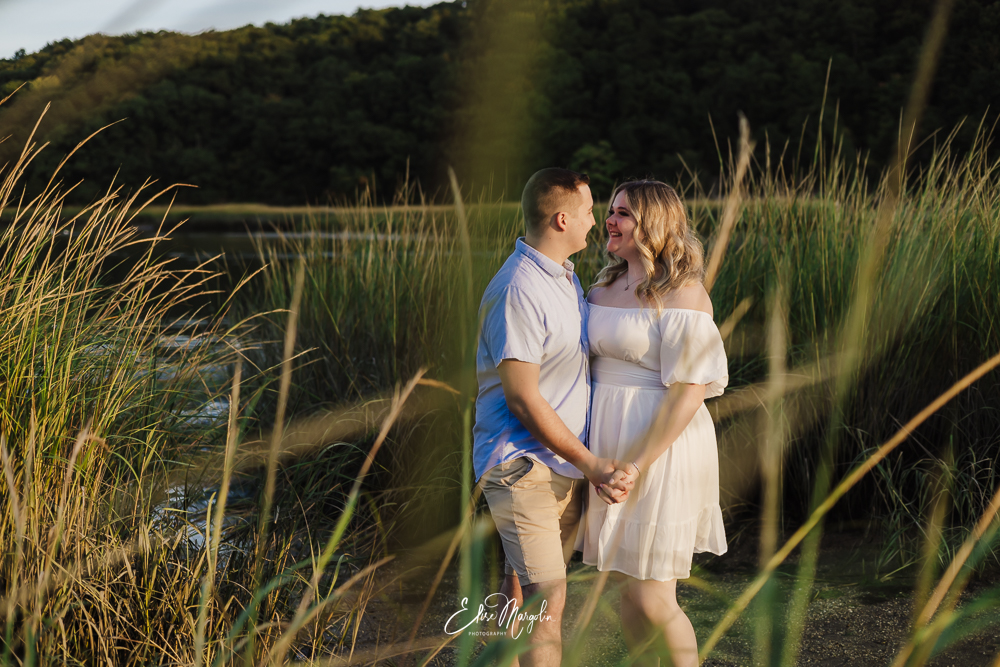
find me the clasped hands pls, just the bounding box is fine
[588,457,639,505]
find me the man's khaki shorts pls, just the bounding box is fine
[479,457,585,586]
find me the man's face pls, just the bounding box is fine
[566,183,596,254]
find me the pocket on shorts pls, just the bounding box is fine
[481,456,536,491]
[508,457,535,488]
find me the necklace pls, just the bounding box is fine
[623,272,643,290]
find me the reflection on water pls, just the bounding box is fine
[175,398,230,429]
[119,227,420,268]
[153,482,257,555]
[154,323,238,431]
[117,221,389,540]
[146,316,251,551]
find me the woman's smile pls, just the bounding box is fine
[605,190,637,257]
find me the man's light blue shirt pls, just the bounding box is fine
[473,238,590,481]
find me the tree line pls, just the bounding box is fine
[1,0,997,205]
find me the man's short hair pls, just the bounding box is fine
[521,168,590,232]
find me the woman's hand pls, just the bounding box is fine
[596,460,638,504]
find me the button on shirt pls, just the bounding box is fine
[473,238,590,481]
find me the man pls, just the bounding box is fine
[474,168,632,666]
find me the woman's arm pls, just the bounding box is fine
[623,282,714,472]
[623,382,707,472]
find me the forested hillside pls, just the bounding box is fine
[1,0,997,204]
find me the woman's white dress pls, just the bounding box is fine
[579,305,729,581]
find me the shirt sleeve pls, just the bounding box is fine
[480,286,546,366]
[659,312,729,398]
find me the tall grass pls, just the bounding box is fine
[239,123,1000,548]
[706,124,1000,542]
[0,111,410,664]
[225,118,1000,664]
[3,89,1000,667]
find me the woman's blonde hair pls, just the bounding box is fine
[592,180,704,307]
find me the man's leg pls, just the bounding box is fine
[493,573,523,666]
[481,460,579,667]
[500,572,523,612]
[519,578,566,667]
[497,572,522,636]
[514,471,580,667]
[494,574,563,667]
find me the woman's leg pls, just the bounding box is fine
[620,584,657,667]
[622,577,698,667]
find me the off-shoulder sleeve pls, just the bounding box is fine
[659,311,729,398]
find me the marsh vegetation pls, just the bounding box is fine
[2,0,1000,652]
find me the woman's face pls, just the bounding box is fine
[606,190,640,260]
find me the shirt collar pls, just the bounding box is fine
[516,237,575,279]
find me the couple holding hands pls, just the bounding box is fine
[473,168,728,666]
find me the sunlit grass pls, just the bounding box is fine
[0,110,405,664]
[3,75,1000,667]
[227,114,1000,664]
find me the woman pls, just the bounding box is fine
[579,179,728,666]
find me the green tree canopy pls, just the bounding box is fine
[0,0,996,205]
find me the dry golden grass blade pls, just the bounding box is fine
[718,296,754,342]
[194,361,243,667]
[563,569,611,667]
[707,351,840,422]
[911,456,953,627]
[448,165,475,362]
[837,0,957,392]
[700,349,1000,660]
[0,434,26,641]
[46,427,102,569]
[890,481,1000,667]
[0,82,25,109]
[759,284,788,564]
[704,114,754,293]
[415,377,461,395]
[175,379,457,486]
[268,370,430,666]
[259,258,306,537]
[405,486,484,654]
[266,555,395,664]
[304,634,454,666]
[893,0,957,176]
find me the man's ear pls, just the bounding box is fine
[552,211,569,232]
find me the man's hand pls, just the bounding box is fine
[588,458,637,505]
[608,463,639,491]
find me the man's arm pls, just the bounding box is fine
[498,359,631,501]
